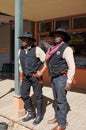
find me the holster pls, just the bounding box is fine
[60,71,67,76]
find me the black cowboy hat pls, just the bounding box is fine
[18,32,36,42]
[49,28,71,42]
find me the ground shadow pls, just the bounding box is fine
[31,94,54,117]
[0,88,14,99]
[30,94,70,118]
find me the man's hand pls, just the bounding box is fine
[19,72,23,86]
[20,79,23,86]
[32,71,43,84]
[33,70,43,78]
[65,83,71,91]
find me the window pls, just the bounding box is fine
[37,20,53,51]
[72,15,86,29]
[54,19,69,30]
[38,21,52,33]
[36,14,86,67]
[38,34,53,53]
[69,32,86,67]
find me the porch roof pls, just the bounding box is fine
[0,0,86,21]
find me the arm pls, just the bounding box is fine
[33,47,47,77]
[63,47,75,90]
[18,49,23,85]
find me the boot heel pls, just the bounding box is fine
[22,113,35,122]
[33,116,43,125]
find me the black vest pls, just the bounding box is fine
[47,43,68,77]
[20,47,42,76]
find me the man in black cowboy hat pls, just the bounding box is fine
[18,32,47,125]
[45,28,75,130]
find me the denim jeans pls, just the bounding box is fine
[51,75,67,126]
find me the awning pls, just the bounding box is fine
[0,0,86,21]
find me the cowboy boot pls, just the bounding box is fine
[33,99,43,125]
[22,101,36,122]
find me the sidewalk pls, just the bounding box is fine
[0,78,86,130]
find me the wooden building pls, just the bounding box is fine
[0,0,86,89]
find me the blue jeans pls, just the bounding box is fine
[51,75,67,126]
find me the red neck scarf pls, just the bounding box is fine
[45,42,64,61]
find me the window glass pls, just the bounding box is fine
[69,32,86,67]
[38,34,53,53]
[55,19,69,30]
[38,21,52,32]
[72,15,86,29]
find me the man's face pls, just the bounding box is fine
[21,38,32,47]
[54,34,64,44]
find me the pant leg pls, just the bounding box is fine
[51,75,67,126]
[51,78,58,119]
[31,77,43,116]
[31,76,43,101]
[21,76,34,111]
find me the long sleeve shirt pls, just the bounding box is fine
[63,46,75,84]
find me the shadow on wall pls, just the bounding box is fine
[43,69,86,94]
[43,69,51,87]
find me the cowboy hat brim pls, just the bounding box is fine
[18,36,36,42]
[49,30,71,42]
